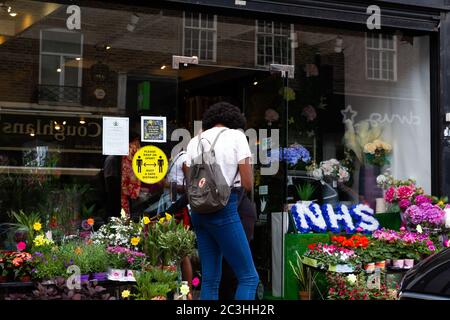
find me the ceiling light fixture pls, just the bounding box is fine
[0,3,17,17]
[253,81,258,86]
[160,65,166,70]
[57,68,62,73]
[105,45,111,50]
[75,57,81,61]
[79,118,86,125]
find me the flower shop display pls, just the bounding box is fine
[363,139,392,167]
[307,159,350,186]
[291,202,380,233]
[404,203,445,230]
[0,251,33,282]
[302,243,361,273]
[326,273,398,300]
[91,215,142,249]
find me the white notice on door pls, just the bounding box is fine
[102,117,129,156]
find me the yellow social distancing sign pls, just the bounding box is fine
[132,145,168,184]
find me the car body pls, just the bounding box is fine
[399,248,450,300]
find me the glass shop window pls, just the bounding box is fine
[256,20,293,66]
[39,30,83,104]
[183,12,217,61]
[366,32,397,81]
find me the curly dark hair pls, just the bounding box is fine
[202,101,246,130]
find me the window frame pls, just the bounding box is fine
[365,32,398,82]
[39,29,84,88]
[182,12,217,62]
[255,20,295,67]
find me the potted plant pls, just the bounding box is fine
[289,251,312,300]
[86,243,109,281]
[295,182,317,206]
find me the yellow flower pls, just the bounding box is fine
[165,213,172,221]
[33,222,42,231]
[121,290,131,299]
[438,200,445,207]
[33,234,53,247]
[158,218,165,225]
[143,216,150,225]
[363,143,376,154]
[180,284,190,296]
[74,247,83,255]
[130,237,140,246]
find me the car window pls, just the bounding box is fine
[413,263,450,297]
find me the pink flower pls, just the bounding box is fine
[356,227,363,233]
[302,105,317,122]
[192,277,200,287]
[444,240,450,247]
[17,241,26,251]
[415,195,432,205]
[399,199,412,210]
[385,187,396,203]
[428,245,436,251]
[400,227,406,231]
[397,185,415,200]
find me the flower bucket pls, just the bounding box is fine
[92,272,108,282]
[375,261,386,270]
[392,259,405,269]
[404,259,414,269]
[107,268,126,281]
[364,262,375,273]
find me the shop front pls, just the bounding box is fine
[0,0,449,300]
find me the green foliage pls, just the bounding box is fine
[7,210,42,246]
[157,224,196,265]
[295,182,316,201]
[289,251,312,291]
[134,270,175,300]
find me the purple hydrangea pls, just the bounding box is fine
[399,199,412,210]
[405,203,445,227]
[281,144,311,165]
[415,195,433,205]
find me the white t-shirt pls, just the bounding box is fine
[186,127,252,187]
[167,151,188,186]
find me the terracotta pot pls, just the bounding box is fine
[375,260,386,270]
[364,262,375,273]
[299,291,310,300]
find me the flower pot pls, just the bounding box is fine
[107,268,126,281]
[404,259,415,269]
[375,261,386,271]
[80,274,90,283]
[364,262,375,273]
[125,269,137,282]
[299,291,310,300]
[92,272,108,282]
[392,259,405,269]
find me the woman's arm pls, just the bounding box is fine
[238,157,253,192]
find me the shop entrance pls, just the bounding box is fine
[174,60,295,298]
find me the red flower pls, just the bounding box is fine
[307,243,317,250]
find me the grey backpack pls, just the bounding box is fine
[187,129,237,214]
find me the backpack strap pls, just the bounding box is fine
[210,128,228,153]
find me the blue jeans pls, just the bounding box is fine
[191,193,259,300]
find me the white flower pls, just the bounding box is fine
[416,224,423,234]
[312,168,323,180]
[347,274,357,284]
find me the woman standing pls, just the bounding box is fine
[186,102,259,300]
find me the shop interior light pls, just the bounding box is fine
[54,124,61,131]
[62,121,66,125]
[105,45,111,50]
[30,132,35,137]
[160,65,166,70]
[75,57,81,61]
[56,68,62,73]
[253,81,258,86]
[79,118,86,125]
[0,3,17,17]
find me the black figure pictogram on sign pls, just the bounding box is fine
[158,156,164,173]
[136,156,143,173]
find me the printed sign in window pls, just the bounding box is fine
[141,116,166,143]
